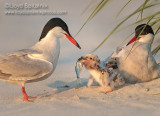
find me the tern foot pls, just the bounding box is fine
[21,86,36,102]
[23,96,36,102]
[28,96,37,99]
[104,87,113,94]
[24,97,33,102]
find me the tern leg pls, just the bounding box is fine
[21,86,36,102]
[87,76,94,87]
[104,86,113,94]
[88,76,102,88]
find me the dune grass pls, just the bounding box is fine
[76,0,160,55]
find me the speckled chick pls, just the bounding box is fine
[79,54,125,93]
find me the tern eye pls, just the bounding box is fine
[90,57,93,60]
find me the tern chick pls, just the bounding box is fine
[77,54,125,93]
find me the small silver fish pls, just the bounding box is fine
[75,57,83,82]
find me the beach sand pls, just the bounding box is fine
[0,74,160,116]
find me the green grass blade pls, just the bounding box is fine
[80,0,97,17]
[152,44,160,56]
[155,25,160,35]
[136,0,150,22]
[75,0,109,37]
[92,3,158,52]
[91,0,110,20]
[116,0,132,18]
[92,19,128,52]
[135,11,160,24]
[140,0,150,21]
[151,22,160,56]
[116,11,160,33]
[120,31,135,46]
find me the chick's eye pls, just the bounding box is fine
[90,57,92,60]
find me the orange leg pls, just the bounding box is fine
[21,86,36,102]
[104,87,113,94]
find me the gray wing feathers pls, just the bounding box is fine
[0,50,52,81]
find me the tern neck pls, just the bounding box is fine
[31,31,60,62]
[139,34,154,53]
[138,33,154,43]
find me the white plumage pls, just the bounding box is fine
[0,18,81,102]
[106,24,160,83]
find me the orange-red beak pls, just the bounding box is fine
[78,57,88,62]
[64,33,81,49]
[81,58,88,62]
[126,36,141,46]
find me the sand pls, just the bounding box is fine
[0,75,160,116]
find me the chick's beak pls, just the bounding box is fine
[78,57,88,62]
[64,33,81,49]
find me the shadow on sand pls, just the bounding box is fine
[48,78,98,94]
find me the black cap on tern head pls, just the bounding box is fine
[39,18,81,49]
[39,18,71,40]
[135,24,154,37]
[127,24,154,46]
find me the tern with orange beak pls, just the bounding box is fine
[106,24,160,83]
[0,18,81,102]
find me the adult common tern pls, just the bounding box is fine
[0,18,81,102]
[106,24,160,83]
